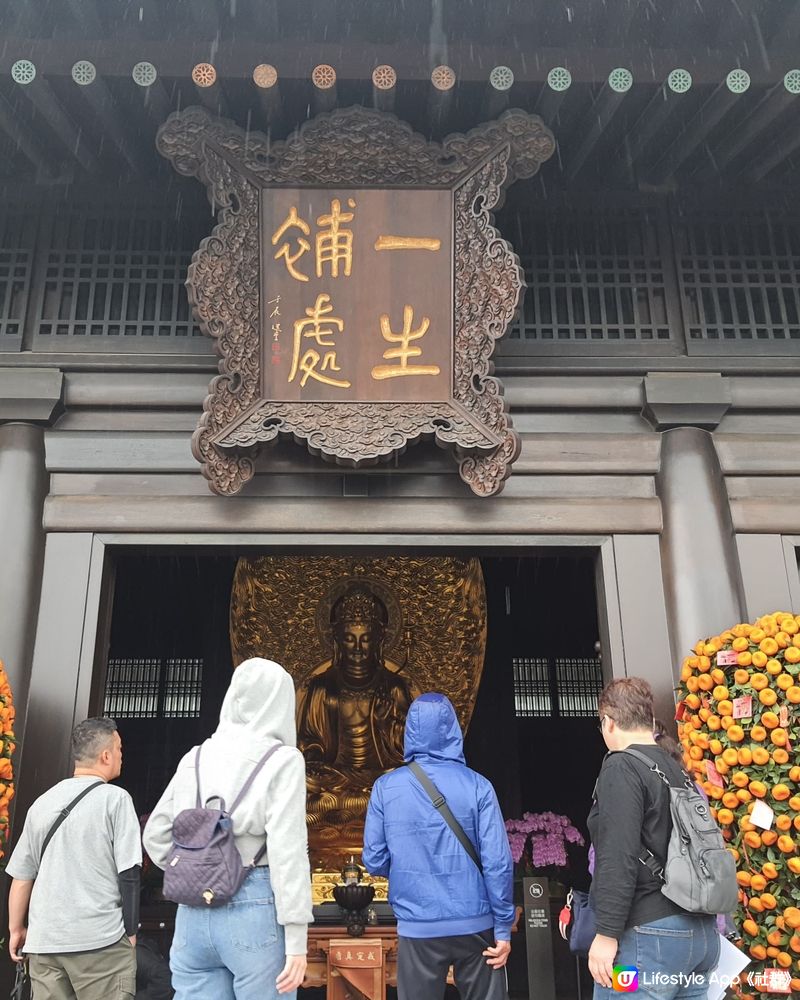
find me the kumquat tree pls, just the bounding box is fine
[677,612,800,997]
[0,659,15,865]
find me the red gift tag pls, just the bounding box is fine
[716,649,739,667]
[705,759,725,788]
[675,701,687,721]
[779,704,789,728]
[732,695,752,720]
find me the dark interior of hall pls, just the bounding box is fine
[97,549,605,997]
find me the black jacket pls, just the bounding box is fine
[135,939,174,1000]
[587,744,686,938]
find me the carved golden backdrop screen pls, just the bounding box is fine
[230,555,487,862]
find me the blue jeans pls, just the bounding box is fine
[593,914,720,1000]
[171,867,290,1000]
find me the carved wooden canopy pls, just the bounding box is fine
[157,106,555,496]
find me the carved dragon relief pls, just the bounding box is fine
[157,106,555,496]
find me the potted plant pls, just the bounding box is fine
[505,811,585,894]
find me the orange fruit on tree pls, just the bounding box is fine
[793,815,800,832]
[711,667,726,684]
[722,791,740,809]
[785,907,800,930]
[761,711,780,729]
[788,857,800,875]
[759,688,778,707]
[698,708,711,723]
[737,789,753,805]
[717,808,734,826]
[684,693,701,710]
[762,893,778,910]
[776,815,793,832]
[707,715,721,731]
[713,685,729,702]
[728,725,745,743]
[760,637,779,656]
[774,783,791,801]
[697,674,714,692]
[737,871,753,887]
[743,918,759,937]
[751,726,767,742]
[751,628,767,643]
[751,651,768,669]
[738,652,753,668]
[752,747,770,765]
[749,780,768,798]
[749,896,764,912]
[778,835,797,854]
[791,979,800,993]
[761,829,778,846]
[790,935,800,954]
[789,765,800,782]
[732,637,750,652]
[728,846,740,862]
[750,873,767,892]
[745,830,763,849]
[789,795,800,811]
[734,668,750,685]
[771,728,788,746]
[768,929,787,947]
[732,770,750,788]
[787,686,800,704]
[722,748,739,766]
[750,673,769,690]
[774,748,790,765]
[767,657,784,673]
[738,747,753,765]
[750,944,767,960]
[698,654,712,671]
[783,619,799,635]
[710,738,724,757]
[762,861,778,880]
[785,646,800,664]
[777,952,793,968]
[767,946,780,959]
[777,674,793,690]
[719,714,732,729]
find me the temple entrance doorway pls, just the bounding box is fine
[94,549,605,999]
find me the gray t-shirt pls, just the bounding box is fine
[6,776,142,954]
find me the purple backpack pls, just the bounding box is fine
[162,742,280,907]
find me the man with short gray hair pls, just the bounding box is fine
[6,717,141,999]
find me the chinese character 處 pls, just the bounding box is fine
[371,305,440,380]
[288,293,350,389]
[316,198,355,278]
[272,208,311,282]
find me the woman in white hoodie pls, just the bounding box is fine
[143,658,312,999]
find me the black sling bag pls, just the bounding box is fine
[407,761,483,875]
[39,780,104,861]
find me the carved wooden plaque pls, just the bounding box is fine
[157,106,555,496]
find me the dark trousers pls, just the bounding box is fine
[397,931,509,1000]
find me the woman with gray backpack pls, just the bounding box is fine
[143,658,312,999]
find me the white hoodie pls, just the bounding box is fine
[143,658,313,955]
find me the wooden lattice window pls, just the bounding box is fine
[503,205,675,354]
[104,657,203,719]
[31,205,211,353]
[513,656,603,719]
[675,208,800,354]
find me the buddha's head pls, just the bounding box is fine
[330,584,388,686]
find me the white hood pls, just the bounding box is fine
[211,657,297,750]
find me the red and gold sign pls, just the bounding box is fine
[157,106,555,496]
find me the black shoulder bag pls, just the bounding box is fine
[407,761,483,874]
[11,780,104,999]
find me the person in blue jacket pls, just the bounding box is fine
[362,692,514,1000]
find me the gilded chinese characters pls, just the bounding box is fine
[262,188,451,403]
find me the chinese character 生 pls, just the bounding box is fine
[371,305,441,380]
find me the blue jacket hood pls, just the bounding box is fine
[404,693,465,764]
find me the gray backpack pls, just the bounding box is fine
[162,743,280,907]
[623,748,738,916]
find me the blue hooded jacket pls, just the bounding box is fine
[362,693,515,940]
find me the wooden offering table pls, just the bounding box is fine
[306,928,397,1000]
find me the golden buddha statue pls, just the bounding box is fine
[297,583,413,856]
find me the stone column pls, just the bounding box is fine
[645,373,746,674]
[0,369,63,734]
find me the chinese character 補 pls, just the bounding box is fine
[288,293,350,389]
[272,208,311,282]
[316,198,355,278]
[371,305,440,380]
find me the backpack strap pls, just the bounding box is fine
[618,747,678,884]
[230,743,283,866]
[407,761,483,875]
[40,780,104,862]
